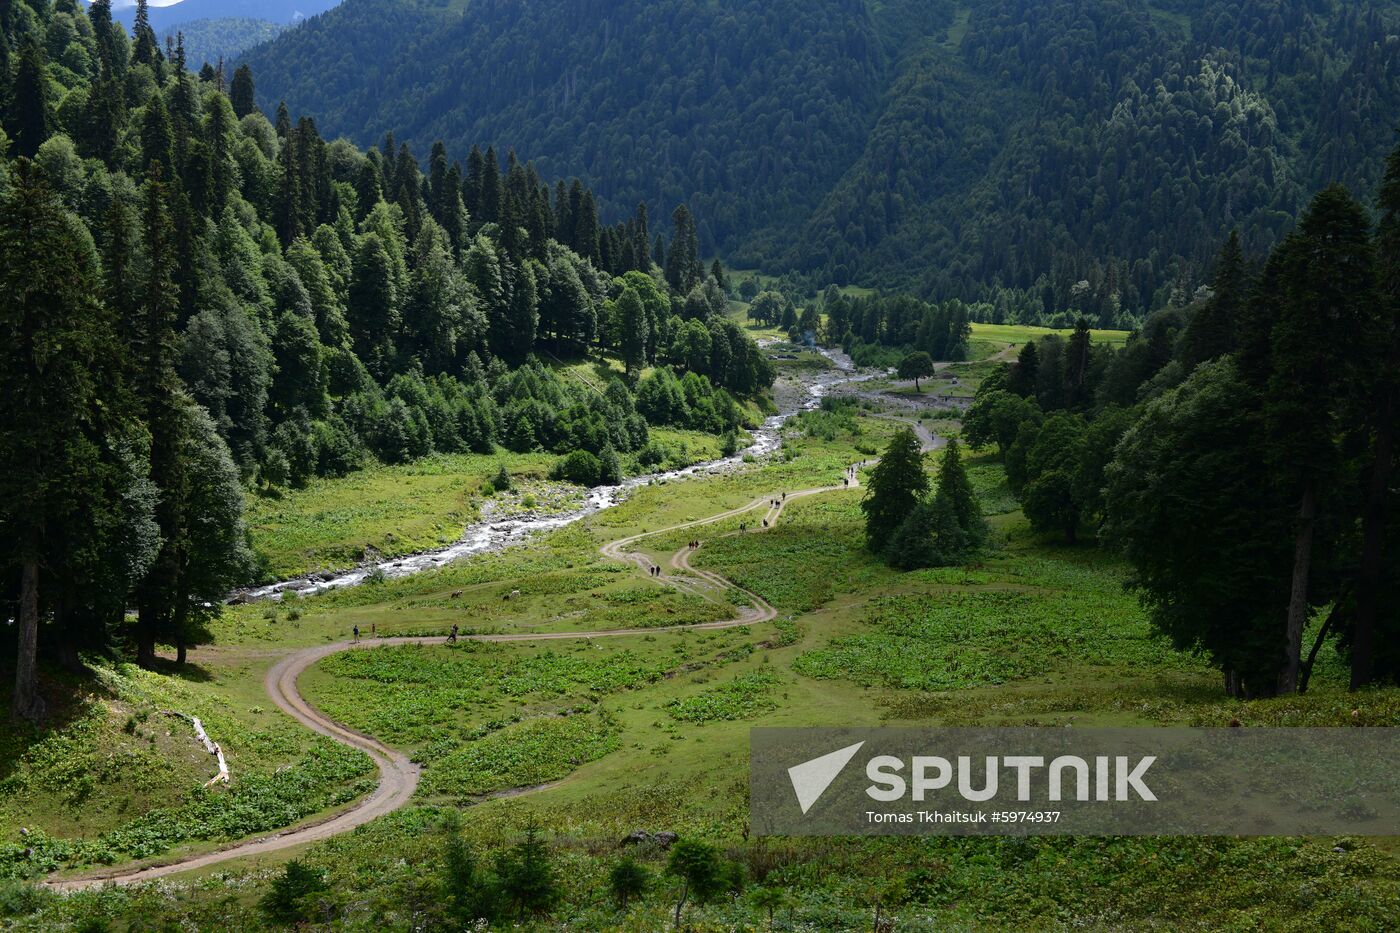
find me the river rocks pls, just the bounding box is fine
[620,829,679,849]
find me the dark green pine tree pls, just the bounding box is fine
[87,0,122,72]
[464,144,485,219]
[428,141,450,221]
[348,233,400,376]
[274,100,291,138]
[932,438,985,548]
[710,258,726,290]
[1,163,134,722]
[9,39,52,159]
[617,285,649,375]
[574,189,599,262]
[1350,145,1400,689]
[204,93,238,215]
[666,204,700,294]
[230,63,256,119]
[83,60,126,164]
[1063,317,1093,409]
[276,125,303,244]
[1182,231,1248,369]
[133,166,188,668]
[132,0,162,71]
[861,428,929,552]
[480,145,503,225]
[442,161,466,252]
[633,202,651,270]
[1267,184,1376,694]
[140,92,175,178]
[1007,340,1039,397]
[354,155,383,219]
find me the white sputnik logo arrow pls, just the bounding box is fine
[787,741,865,814]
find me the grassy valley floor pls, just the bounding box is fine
[3,360,1397,930]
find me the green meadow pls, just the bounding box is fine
[5,356,1398,931]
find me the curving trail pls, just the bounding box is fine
[49,413,940,890]
[48,482,858,890]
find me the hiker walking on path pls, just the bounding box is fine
[352,625,359,642]
[448,623,458,643]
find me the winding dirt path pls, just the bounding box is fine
[47,484,857,889]
[48,414,940,890]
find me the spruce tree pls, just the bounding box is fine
[1181,231,1248,369]
[140,92,175,178]
[10,40,52,159]
[933,438,985,547]
[480,145,503,224]
[133,167,186,668]
[1,163,127,721]
[1267,185,1375,693]
[230,64,256,119]
[861,428,929,552]
[1007,340,1039,397]
[617,285,648,374]
[132,0,161,69]
[1351,145,1400,688]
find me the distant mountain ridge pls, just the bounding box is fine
[99,0,342,30]
[242,0,1400,316]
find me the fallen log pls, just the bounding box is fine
[163,710,230,786]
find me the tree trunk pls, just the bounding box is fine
[1351,414,1394,690]
[1223,667,1240,698]
[673,882,688,929]
[50,597,84,674]
[1300,602,1343,695]
[136,599,159,669]
[176,639,187,666]
[11,561,44,725]
[1279,484,1318,694]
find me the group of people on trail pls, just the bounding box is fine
[351,624,377,642]
[689,539,702,549]
[649,565,661,577]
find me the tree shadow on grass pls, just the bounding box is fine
[0,659,107,784]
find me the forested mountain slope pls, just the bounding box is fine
[245,0,1400,321]
[244,0,884,288]
[1,0,769,706]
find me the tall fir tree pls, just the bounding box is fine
[861,428,928,552]
[1352,144,1400,688]
[1189,231,1248,368]
[1,164,118,720]
[230,64,256,119]
[10,39,52,159]
[1266,185,1375,693]
[132,166,186,668]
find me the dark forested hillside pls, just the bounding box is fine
[243,0,884,282]
[0,0,770,717]
[244,0,1400,323]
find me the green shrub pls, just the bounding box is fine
[259,860,329,925]
[550,450,602,486]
